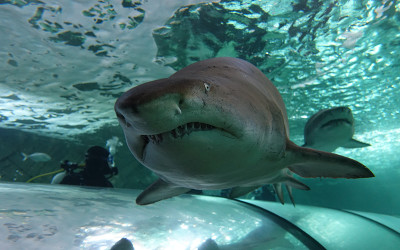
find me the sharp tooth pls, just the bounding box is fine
[194,122,200,129]
[156,134,162,144]
[184,124,189,135]
[201,123,206,130]
[171,129,177,138]
[178,126,184,136]
[187,123,193,134]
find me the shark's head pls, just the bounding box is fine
[114,59,287,187]
[115,77,239,155]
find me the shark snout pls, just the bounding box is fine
[115,88,185,134]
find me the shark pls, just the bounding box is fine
[303,107,371,152]
[114,57,374,205]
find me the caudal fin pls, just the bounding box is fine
[286,140,374,179]
[21,152,28,161]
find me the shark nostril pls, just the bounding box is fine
[116,112,132,127]
[116,112,125,122]
[131,105,139,114]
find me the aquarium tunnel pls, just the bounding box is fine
[1,0,400,249]
[1,183,400,249]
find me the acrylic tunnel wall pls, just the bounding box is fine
[1,183,399,250]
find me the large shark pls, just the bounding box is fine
[303,107,371,152]
[115,57,374,205]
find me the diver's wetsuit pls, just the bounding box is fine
[59,146,114,188]
[60,172,113,188]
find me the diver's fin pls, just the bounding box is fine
[343,138,371,148]
[136,178,190,205]
[110,237,134,250]
[286,140,374,178]
[198,238,220,250]
[228,186,259,199]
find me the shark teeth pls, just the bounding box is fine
[142,122,216,145]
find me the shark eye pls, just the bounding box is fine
[203,82,211,93]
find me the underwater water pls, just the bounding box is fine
[0,0,400,248]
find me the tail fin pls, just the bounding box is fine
[286,140,374,179]
[21,152,28,161]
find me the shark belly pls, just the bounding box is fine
[142,130,284,189]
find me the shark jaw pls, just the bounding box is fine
[142,122,221,145]
[115,109,240,164]
[143,123,238,164]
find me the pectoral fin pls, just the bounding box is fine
[136,178,191,205]
[343,138,371,148]
[286,140,374,179]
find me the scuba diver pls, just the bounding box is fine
[51,146,118,188]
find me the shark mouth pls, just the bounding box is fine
[142,122,217,145]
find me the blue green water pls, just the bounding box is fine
[0,0,399,216]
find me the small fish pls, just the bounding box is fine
[21,152,51,162]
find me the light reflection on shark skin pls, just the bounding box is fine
[114,57,374,205]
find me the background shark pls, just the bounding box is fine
[303,107,371,152]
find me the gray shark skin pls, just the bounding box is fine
[115,57,374,205]
[303,107,371,152]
